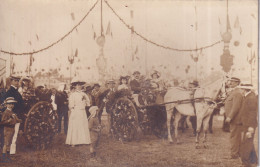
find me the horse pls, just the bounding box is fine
[164,77,226,148]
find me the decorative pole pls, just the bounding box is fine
[220,0,233,73]
[96,0,107,83]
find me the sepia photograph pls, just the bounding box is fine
[0,0,258,166]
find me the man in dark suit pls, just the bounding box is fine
[224,77,243,159]
[130,71,142,94]
[3,75,24,155]
[130,71,142,106]
[98,80,116,124]
[238,84,258,166]
[56,86,69,134]
[4,76,24,119]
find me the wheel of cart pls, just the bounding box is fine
[111,97,138,142]
[24,101,58,150]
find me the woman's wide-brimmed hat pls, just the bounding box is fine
[119,75,130,81]
[132,71,141,75]
[151,70,161,78]
[106,79,116,84]
[93,83,101,88]
[71,77,86,85]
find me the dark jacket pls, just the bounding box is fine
[224,87,243,124]
[239,92,258,131]
[130,79,141,94]
[4,86,24,118]
[56,91,69,113]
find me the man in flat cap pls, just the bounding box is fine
[3,75,24,155]
[224,77,243,159]
[237,84,258,166]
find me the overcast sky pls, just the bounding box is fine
[0,0,258,83]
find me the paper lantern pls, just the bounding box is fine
[247,42,253,48]
[96,35,106,47]
[222,32,232,43]
[234,41,239,46]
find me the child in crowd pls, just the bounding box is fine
[88,106,101,158]
[0,97,22,162]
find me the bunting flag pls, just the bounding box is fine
[36,34,39,41]
[251,13,256,20]
[74,48,78,57]
[93,32,96,40]
[234,16,240,29]
[134,46,138,55]
[92,24,96,40]
[71,13,75,21]
[29,54,34,66]
[11,62,15,73]
[218,17,223,35]
[106,21,111,35]
[194,5,198,31]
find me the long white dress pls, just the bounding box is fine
[65,90,91,145]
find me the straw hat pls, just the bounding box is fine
[229,77,240,83]
[5,97,17,104]
[237,84,254,90]
[9,75,21,81]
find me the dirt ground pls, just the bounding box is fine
[2,115,259,167]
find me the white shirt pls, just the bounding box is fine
[51,95,57,110]
[118,84,128,91]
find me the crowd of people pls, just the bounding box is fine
[0,71,258,166]
[0,70,170,162]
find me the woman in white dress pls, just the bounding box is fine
[66,78,91,146]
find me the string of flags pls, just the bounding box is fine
[1,0,225,56]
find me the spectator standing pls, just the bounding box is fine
[0,78,6,149]
[91,83,101,107]
[224,77,243,159]
[56,84,69,134]
[88,106,101,158]
[130,71,142,106]
[65,77,91,146]
[4,76,24,155]
[0,97,22,162]
[238,84,258,166]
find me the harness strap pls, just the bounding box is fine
[139,97,215,108]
